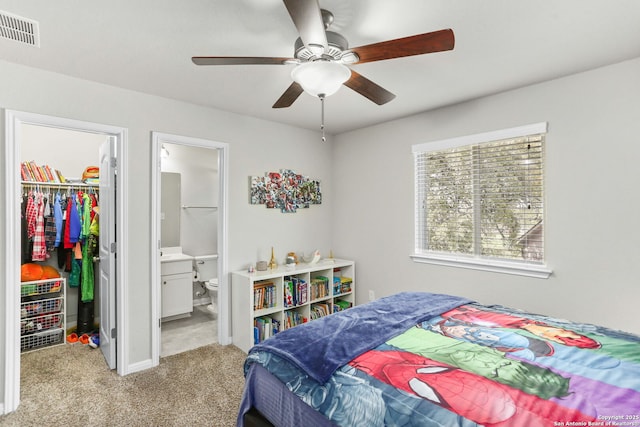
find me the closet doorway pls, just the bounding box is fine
[150,132,229,366]
[3,110,127,413]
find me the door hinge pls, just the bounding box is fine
[111,157,117,168]
[110,242,116,253]
[111,328,117,339]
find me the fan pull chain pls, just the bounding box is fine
[319,94,326,142]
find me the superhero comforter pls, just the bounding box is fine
[244,292,640,426]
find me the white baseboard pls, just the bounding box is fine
[126,358,155,375]
[193,297,211,307]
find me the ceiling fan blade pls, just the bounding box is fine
[283,0,327,53]
[192,56,292,66]
[350,29,454,64]
[273,82,304,108]
[344,70,396,105]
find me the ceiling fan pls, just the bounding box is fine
[192,0,455,109]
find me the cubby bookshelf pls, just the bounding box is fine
[231,259,355,353]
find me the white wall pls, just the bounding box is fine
[20,124,103,179]
[0,59,335,395]
[333,57,640,336]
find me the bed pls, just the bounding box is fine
[237,292,640,427]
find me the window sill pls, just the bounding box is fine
[410,253,552,279]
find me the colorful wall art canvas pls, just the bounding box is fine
[250,169,321,213]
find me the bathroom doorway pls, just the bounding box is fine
[150,132,229,365]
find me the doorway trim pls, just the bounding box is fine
[3,110,129,414]
[150,132,230,367]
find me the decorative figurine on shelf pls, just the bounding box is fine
[287,252,298,264]
[268,247,278,270]
[326,250,335,264]
[303,249,321,264]
[285,254,296,269]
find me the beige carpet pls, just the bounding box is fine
[0,343,247,427]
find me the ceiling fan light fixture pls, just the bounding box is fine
[307,43,326,57]
[340,51,359,64]
[291,61,351,97]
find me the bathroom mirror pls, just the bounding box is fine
[161,172,181,247]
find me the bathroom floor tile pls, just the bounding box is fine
[161,304,217,357]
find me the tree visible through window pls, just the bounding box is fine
[414,124,546,266]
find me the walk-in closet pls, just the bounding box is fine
[20,124,106,355]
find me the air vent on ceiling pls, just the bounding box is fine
[0,10,40,47]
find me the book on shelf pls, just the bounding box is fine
[283,276,307,308]
[253,280,275,310]
[254,315,281,344]
[45,165,57,182]
[310,276,329,300]
[33,162,45,182]
[310,303,331,320]
[296,278,307,305]
[333,299,352,313]
[284,310,307,329]
[22,161,36,181]
[20,161,66,184]
[333,276,352,294]
[284,279,294,308]
[20,163,31,181]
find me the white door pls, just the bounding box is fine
[99,136,117,369]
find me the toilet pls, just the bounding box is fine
[193,255,218,314]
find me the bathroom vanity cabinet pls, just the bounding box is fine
[161,257,193,319]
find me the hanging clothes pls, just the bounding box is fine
[25,190,37,238]
[81,239,94,302]
[81,195,100,302]
[73,241,82,260]
[89,193,98,222]
[57,242,67,269]
[19,182,100,297]
[68,258,81,287]
[64,194,74,248]
[31,192,48,261]
[54,192,63,247]
[21,193,31,263]
[69,234,83,289]
[44,195,57,252]
[89,211,100,237]
[68,192,82,244]
[81,192,92,241]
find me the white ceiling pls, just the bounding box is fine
[1,0,639,134]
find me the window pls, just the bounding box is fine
[412,123,551,278]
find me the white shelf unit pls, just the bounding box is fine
[232,259,355,353]
[20,278,66,352]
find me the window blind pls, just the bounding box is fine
[414,125,545,264]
